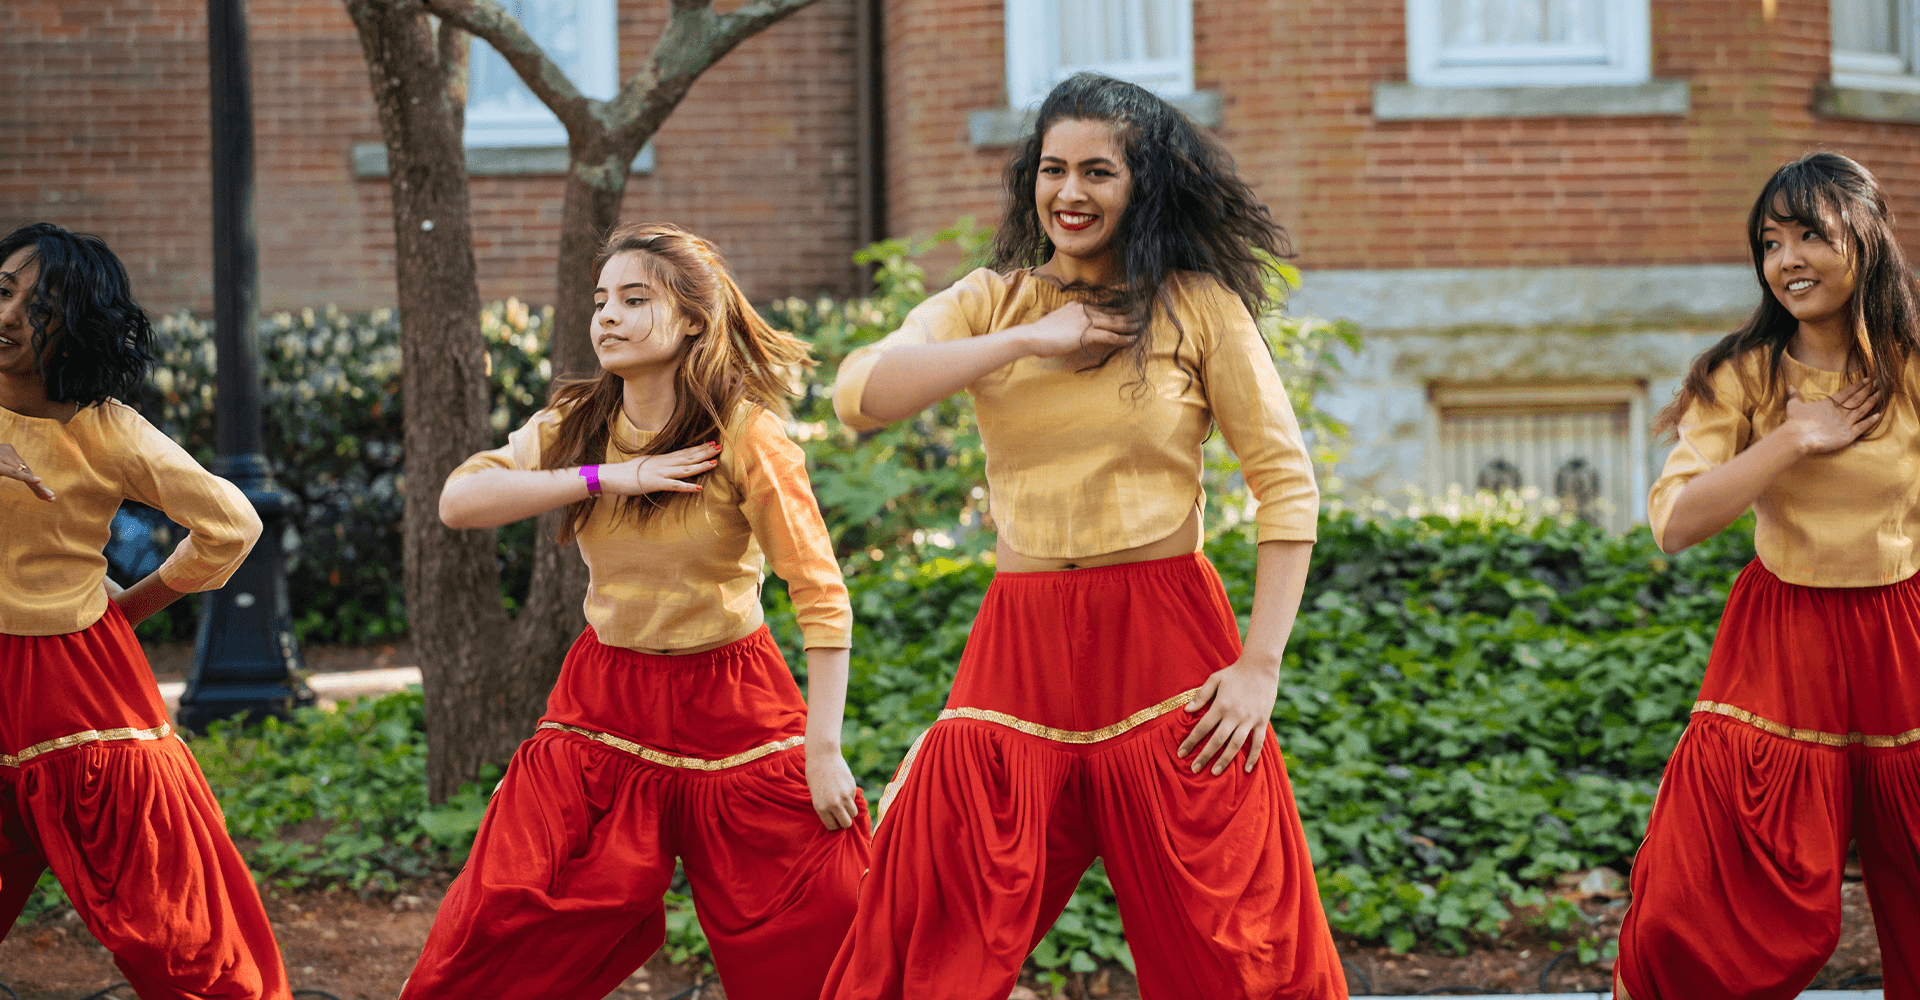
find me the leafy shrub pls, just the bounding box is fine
[129,302,553,643]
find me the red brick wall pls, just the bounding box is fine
[1,0,863,315]
[881,0,1920,274]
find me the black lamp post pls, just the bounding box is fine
[177,0,313,732]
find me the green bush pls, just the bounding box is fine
[131,302,552,644]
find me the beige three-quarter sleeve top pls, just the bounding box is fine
[833,267,1320,557]
[447,401,852,650]
[1649,348,1920,587]
[1,400,262,636]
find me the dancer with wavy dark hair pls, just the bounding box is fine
[1618,152,1920,997]
[401,223,868,1000]
[821,73,1344,999]
[0,223,285,999]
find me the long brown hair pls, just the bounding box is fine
[542,223,816,542]
[1654,152,1920,438]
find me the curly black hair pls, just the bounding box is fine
[0,222,155,407]
[989,72,1293,383]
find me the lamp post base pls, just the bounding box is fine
[177,453,315,733]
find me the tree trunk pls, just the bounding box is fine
[548,135,639,380]
[344,0,588,802]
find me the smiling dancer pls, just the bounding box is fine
[400,223,867,1000]
[820,74,1345,1000]
[1618,152,1920,998]
[0,223,286,999]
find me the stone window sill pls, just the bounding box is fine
[350,142,655,180]
[967,90,1221,148]
[1372,80,1689,121]
[1813,82,1920,124]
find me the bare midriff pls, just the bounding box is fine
[994,505,1203,573]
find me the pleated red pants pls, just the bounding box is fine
[0,603,290,1000]
[822,554,1346,1000]
[400,626,870,1000]
[1617,560,1920,1000]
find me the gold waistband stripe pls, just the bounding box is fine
[1692,701,1920,749]
[538,722,804,771]
[937,687,1203,745]
[1,723,174,767]
[876,687,1205,825]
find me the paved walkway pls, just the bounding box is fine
[155,665,422,711]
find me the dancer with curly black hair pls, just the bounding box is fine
[821,74,1345,1000]
[1618,152,1920,998]
[0,222,286,999]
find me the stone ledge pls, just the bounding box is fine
[1813,81,1920,124]
[1287,264,1754,331]
[1372,80,1689,120]
[350,142,655,179]
[967,90,1221,147]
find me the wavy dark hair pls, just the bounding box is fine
[1654,152,1920,438]
[541,223,816,543]
[0,223,154,407]
[990,72,1292,384]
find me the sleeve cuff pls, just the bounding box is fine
[800,620,855,649]
[831,348,886,433]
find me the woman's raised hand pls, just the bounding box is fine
[596,441,722,496]
[1786,379,1881,456]
[1019,302,1137,359]
[0,443,54,502]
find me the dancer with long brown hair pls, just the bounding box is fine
[821,73,1345,1000]
[0,222,286,999]
[401,223,868,1000]
[1619,151,1920,998]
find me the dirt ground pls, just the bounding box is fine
[4,642,1867,997]
[0,879,1885,999]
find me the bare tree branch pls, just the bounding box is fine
[603,0,817,148]
[424,0,598,138]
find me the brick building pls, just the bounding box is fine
[7,0,1920,520]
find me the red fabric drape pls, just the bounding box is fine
[401,626,869,1000]
[1618,561,1920,999]
[0,604,290,1000]
[824,554,1346,1000]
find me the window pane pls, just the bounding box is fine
[1057,0,1177,67]
[470,0,610,114]
[1833,0,1899,55]
[1439,0,1608,47]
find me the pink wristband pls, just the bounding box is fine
[579,464,602,496]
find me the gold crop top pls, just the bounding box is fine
[833,267,1320,558]
[1,400,262,636]
[1649,348,1920,587]
[447,402,851,650]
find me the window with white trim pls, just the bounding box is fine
[1428,383,1649,533]
[1004,0,1194,109]
[1405,0,1651,88]
[1832,0,1920,94]
[466,0,618,147]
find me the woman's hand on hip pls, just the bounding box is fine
[1018,303,1137,359]
[0,443,54,501]
[1178,657,1282,776]
[806,748,865,831]
[1784,379,1880,456]
[598,441,721,496]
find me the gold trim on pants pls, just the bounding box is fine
[0,723,174,768]
[537,722,804,771]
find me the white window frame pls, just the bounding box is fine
[465,0,618,147]
[1004,0,1195,110]
[1831,0,1920,95]
[1405,0,1651,88]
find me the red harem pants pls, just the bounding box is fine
[0,603,290,1000]
[1617,560,1920,1000]
[400,625,870,1000]
[821,554,1346,1000]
